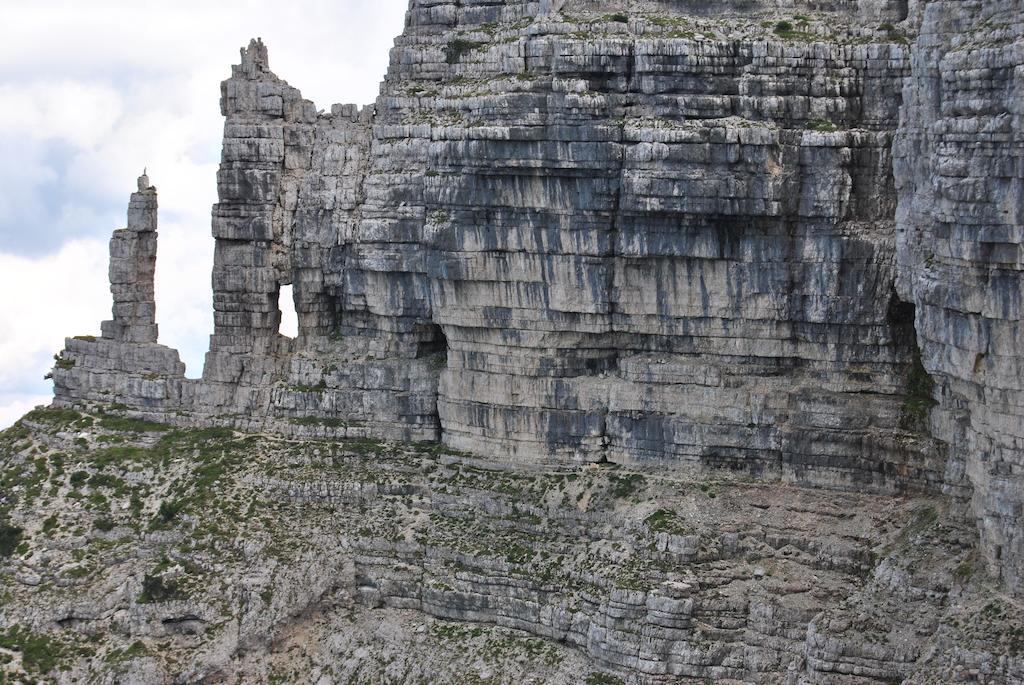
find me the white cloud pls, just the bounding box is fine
[0,137,61,240]
[0,81,122,148]
[0,1,409,427]
[0,395,51,430]
[0,239,109,392]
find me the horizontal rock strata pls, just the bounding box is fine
[1,410,1021,683]
[38,0,1024,680]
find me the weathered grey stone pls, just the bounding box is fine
[36,1,1024,681]
[894,0,1024,595]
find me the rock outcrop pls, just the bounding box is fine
[32,0,1024,682]
[51,173,186,411]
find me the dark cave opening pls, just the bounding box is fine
[887,290,918,350]
[887,291,938,431]
[420,322,449,442]
[417,323,449,361]
[894,0,910,22]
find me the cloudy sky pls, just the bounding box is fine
[0,1,408,427]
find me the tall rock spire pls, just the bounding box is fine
[101,172,159,343]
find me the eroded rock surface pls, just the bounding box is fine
[24,0,1024,682]
[1,409,1021,683]
[895,0,1024,596]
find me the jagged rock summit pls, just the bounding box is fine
[3,0,1019,683]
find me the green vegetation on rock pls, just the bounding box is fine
[0,522,24,557]
[445,39,483,64]
[901,350,938,431]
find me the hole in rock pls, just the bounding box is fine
[894,0,909,22]
[417,323,448,360]
[278,284,298,339]
[886,291,917,349]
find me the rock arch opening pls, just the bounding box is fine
[278,283,298,339]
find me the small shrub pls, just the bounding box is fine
[610,473,645,499]
[644,509,687,534]
[774,20,793,34]
[138,573,182,603]
[444,39,483,64]
[602,12,628,23]
[287,380,327,393]
[156,499,184,524]
[0,523,24,557]
[41,515,58,534]
[53,354,75,370]
[504,543,533,564]
[88,473,125,490]
[953,554,977,583]
[93,517,115,532]
[69,470,89,487]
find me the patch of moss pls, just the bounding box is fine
[288,380,327,393]
[104,640,148,665]
[288,416,354,429]
[19,407,93,430]
[96,414,171,433]
[807,119,838,132]
[342,438,390,456]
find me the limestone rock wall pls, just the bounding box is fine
[894,0,1024,594]
[50,0,1021,599]
[362,0,944,495]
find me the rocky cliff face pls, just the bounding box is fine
[23,0,1023,682]
[57,0,950,488]
[895,0,1024,596]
